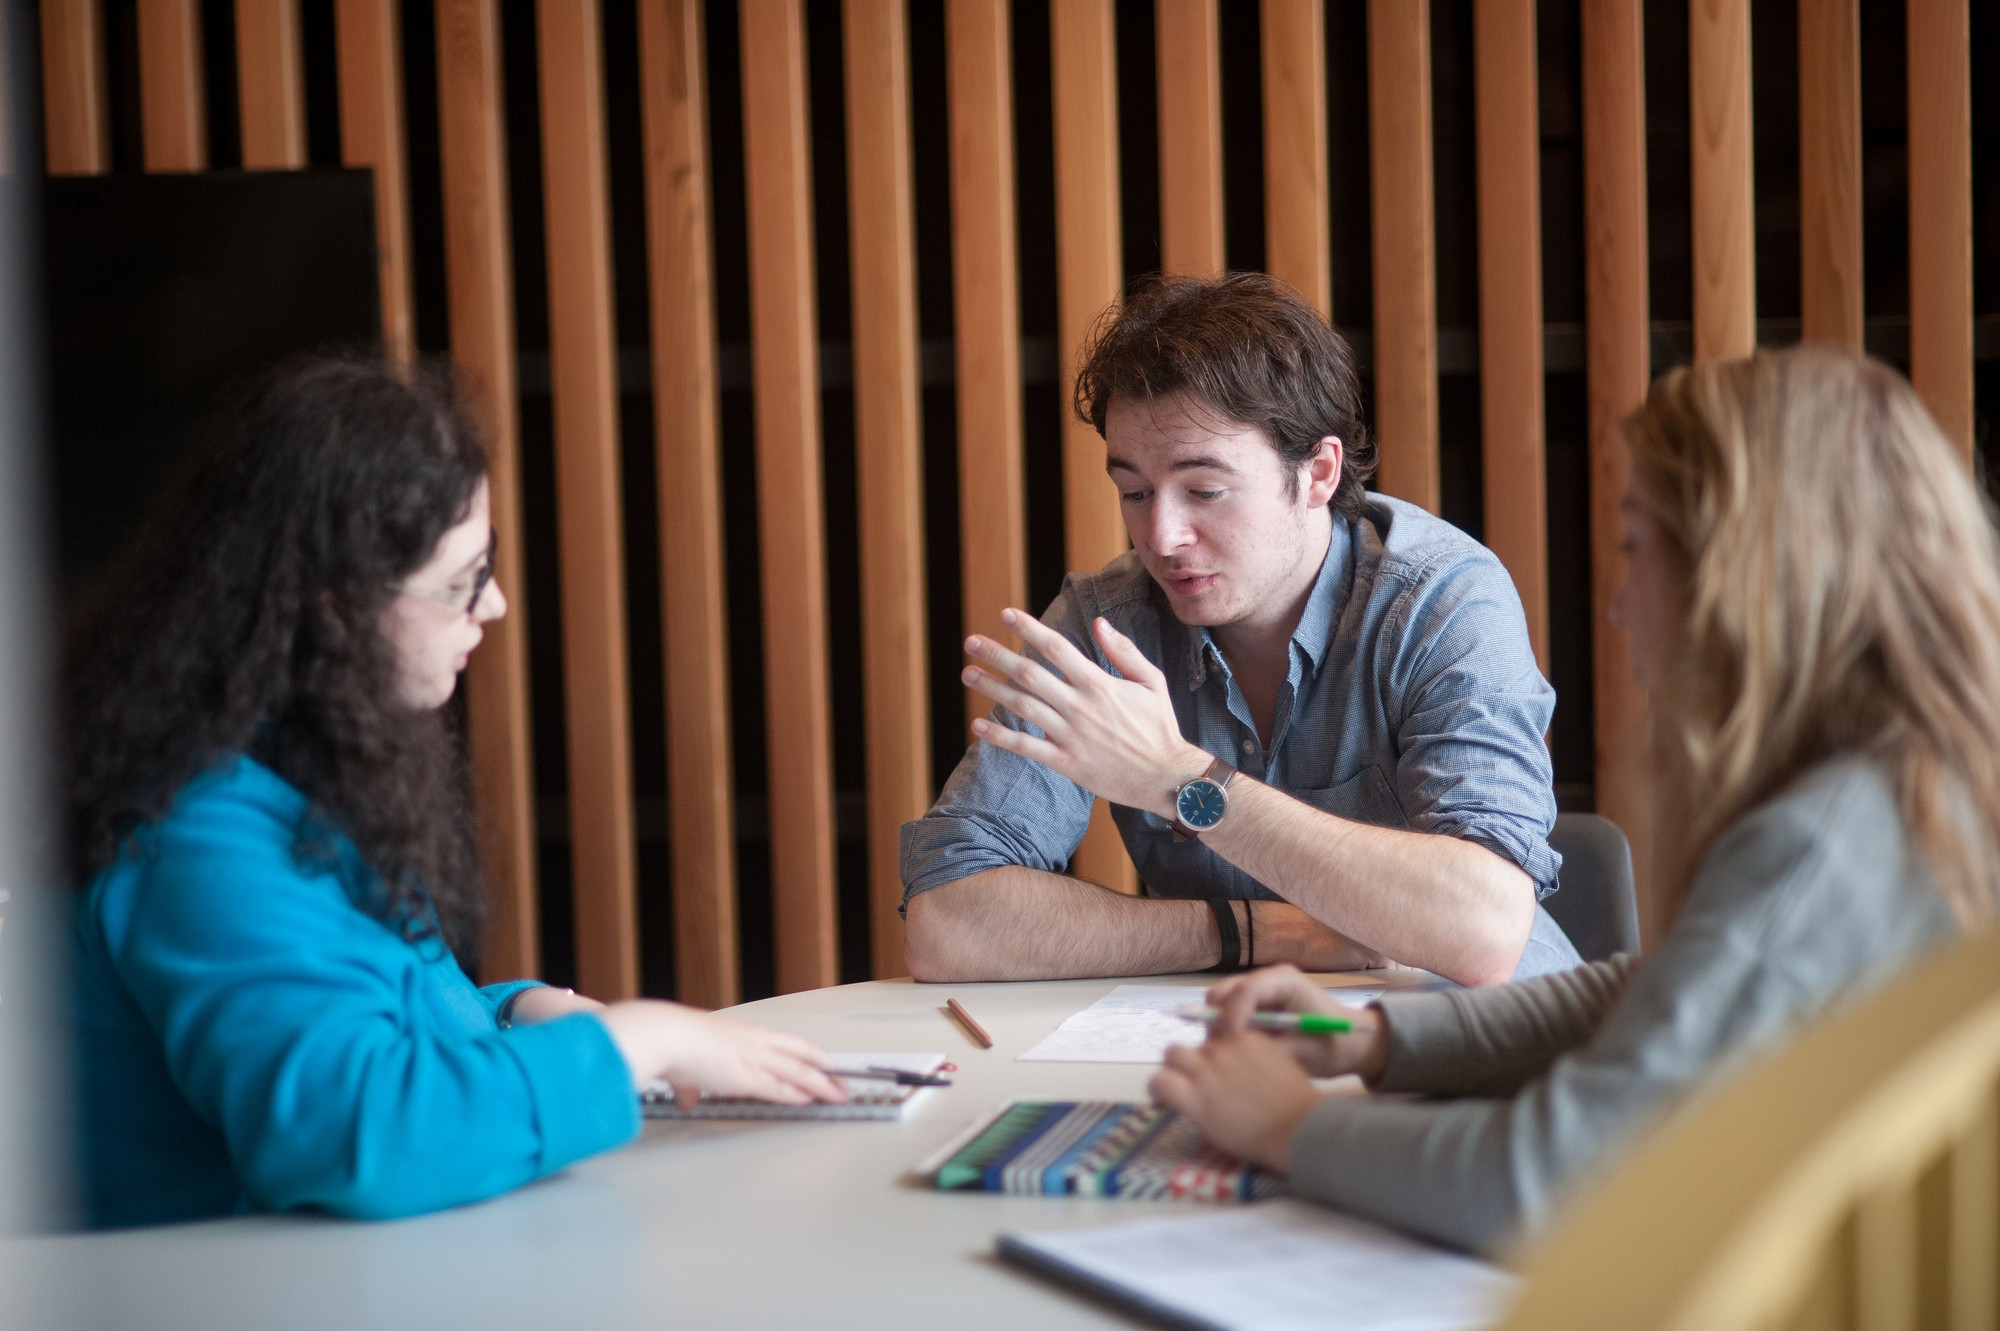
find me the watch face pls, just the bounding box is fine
[1176,777,1228,831]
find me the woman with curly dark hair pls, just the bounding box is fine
[69,355,842,1228]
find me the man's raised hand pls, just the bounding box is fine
[961,608,1210,815]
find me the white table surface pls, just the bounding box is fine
[2,969,1428,1330]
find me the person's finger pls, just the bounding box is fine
[675,1085,701,1111]
[968,718,1070,770]
[778,1057,847,1103]
[1148,1065,1194,1111]
[1215,982,1262,1036]
[965,633,1083,710]
[962,666,1065,733]
[1092,617,1170,691]
[997,609,1105,687]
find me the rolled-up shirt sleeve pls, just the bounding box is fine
[899,583,1104,906]
[1383,550,1561,896]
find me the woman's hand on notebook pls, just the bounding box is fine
[1149,1033,1319,1175]
[595,1001,849,1108]
[1204,965,1389,1082]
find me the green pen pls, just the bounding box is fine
[1178,1005,1353,1035]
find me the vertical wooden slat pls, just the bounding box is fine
[1906,0,1974,465]
[1581,0,1653,941]
[1261,0,1329,317]
[138,0,207,171]
[235,0,306,168]
[436,0,539,981]
[1367,0,1439,512]
[1855,1179,1921,1331]
[40,0,111,175]
[1689,0,1755,363]
[740,0,839,994]
[1155,0,1223,277]
[843,0,931,979]
[1474,0,1547,670]
[946,0,1027,731]
[1799,0,1862,350]
[1946,1098,1999,1331]
[1052,0,1137,898]
[639,0,738,1007]
[335,0,416,363]
[535,0,640,1000]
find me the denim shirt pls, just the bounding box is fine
[900,496,1574,974]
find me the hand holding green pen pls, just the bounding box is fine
[1178,1005,1353,1035]
[1200,964,1391,1082]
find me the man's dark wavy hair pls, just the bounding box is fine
[1073,271,1376,518]
[65,354,492,958]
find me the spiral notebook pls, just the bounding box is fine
[913,1099,1284,1201]
[999,1200,1518,1331]
[642,1052,949,1121]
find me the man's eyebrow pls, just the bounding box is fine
[1104,453,1244,476]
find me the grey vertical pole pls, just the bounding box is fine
[0,0,73,1236]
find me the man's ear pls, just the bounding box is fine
[1302,436,1343,509]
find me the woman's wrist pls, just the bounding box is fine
[504,984,603,1027]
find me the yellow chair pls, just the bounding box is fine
[1497,928,2000,1331]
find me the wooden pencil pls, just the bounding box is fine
[945,997,994,1049]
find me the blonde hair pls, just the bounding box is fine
[1626,345,2000,929]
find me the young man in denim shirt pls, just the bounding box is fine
[901,274,1581,986]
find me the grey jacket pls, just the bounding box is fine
[1288,756,1959,1254]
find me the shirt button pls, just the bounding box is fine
[1240,739,1256,755]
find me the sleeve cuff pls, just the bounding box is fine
[1370,991,1479,1094]
[477,979,547,1025]
[499,1012,641,1173]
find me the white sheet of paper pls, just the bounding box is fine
[1002,1199,1518,1331]
[1016,984,1384,1064]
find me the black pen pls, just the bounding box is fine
[819,1066,952,1086]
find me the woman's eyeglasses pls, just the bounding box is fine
[391,531,498,615]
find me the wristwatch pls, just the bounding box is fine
[1171,758,1238,841]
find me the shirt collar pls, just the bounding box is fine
[1183,517,1353,690]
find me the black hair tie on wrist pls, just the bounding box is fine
[1244,900,1255,970]
[1207,898,1243,972]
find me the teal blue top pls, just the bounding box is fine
[71,757,640,1227]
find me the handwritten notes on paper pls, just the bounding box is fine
[1016,985,1384,1065]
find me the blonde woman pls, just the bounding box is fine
[1150,346,2000,1253]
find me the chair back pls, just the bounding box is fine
[1543,813,1642,961]
[1495,926,2000,1331]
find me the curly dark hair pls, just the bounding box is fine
[65,354,492,957]
[1073,271,1377,518]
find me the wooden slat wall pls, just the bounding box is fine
[1367,0,1439,512]
[1689,0,1755,363]
[536,0,640,1001]
[436,0,540,984]
[335,0,417,365]
[739,0,839,994]
[1581,0,1654,939]
[234,0,306,169]
[842,0,931,980]
[1260,0,1329,317]
[1798,0,1863,351]
[137,0,207,171]
[946,0,1028,731]
[638,0,738,1008]
[39,0,110,175]
[1051,0,1137,898]
[1473,0,1548,670]
[29,1,1990,991]
[1155,0,1223,277]
[1907,0,1975,464]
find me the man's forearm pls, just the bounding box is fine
[904,868,1223,981]
[1202,779,1536,986]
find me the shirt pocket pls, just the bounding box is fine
[1292,764,1408,831]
